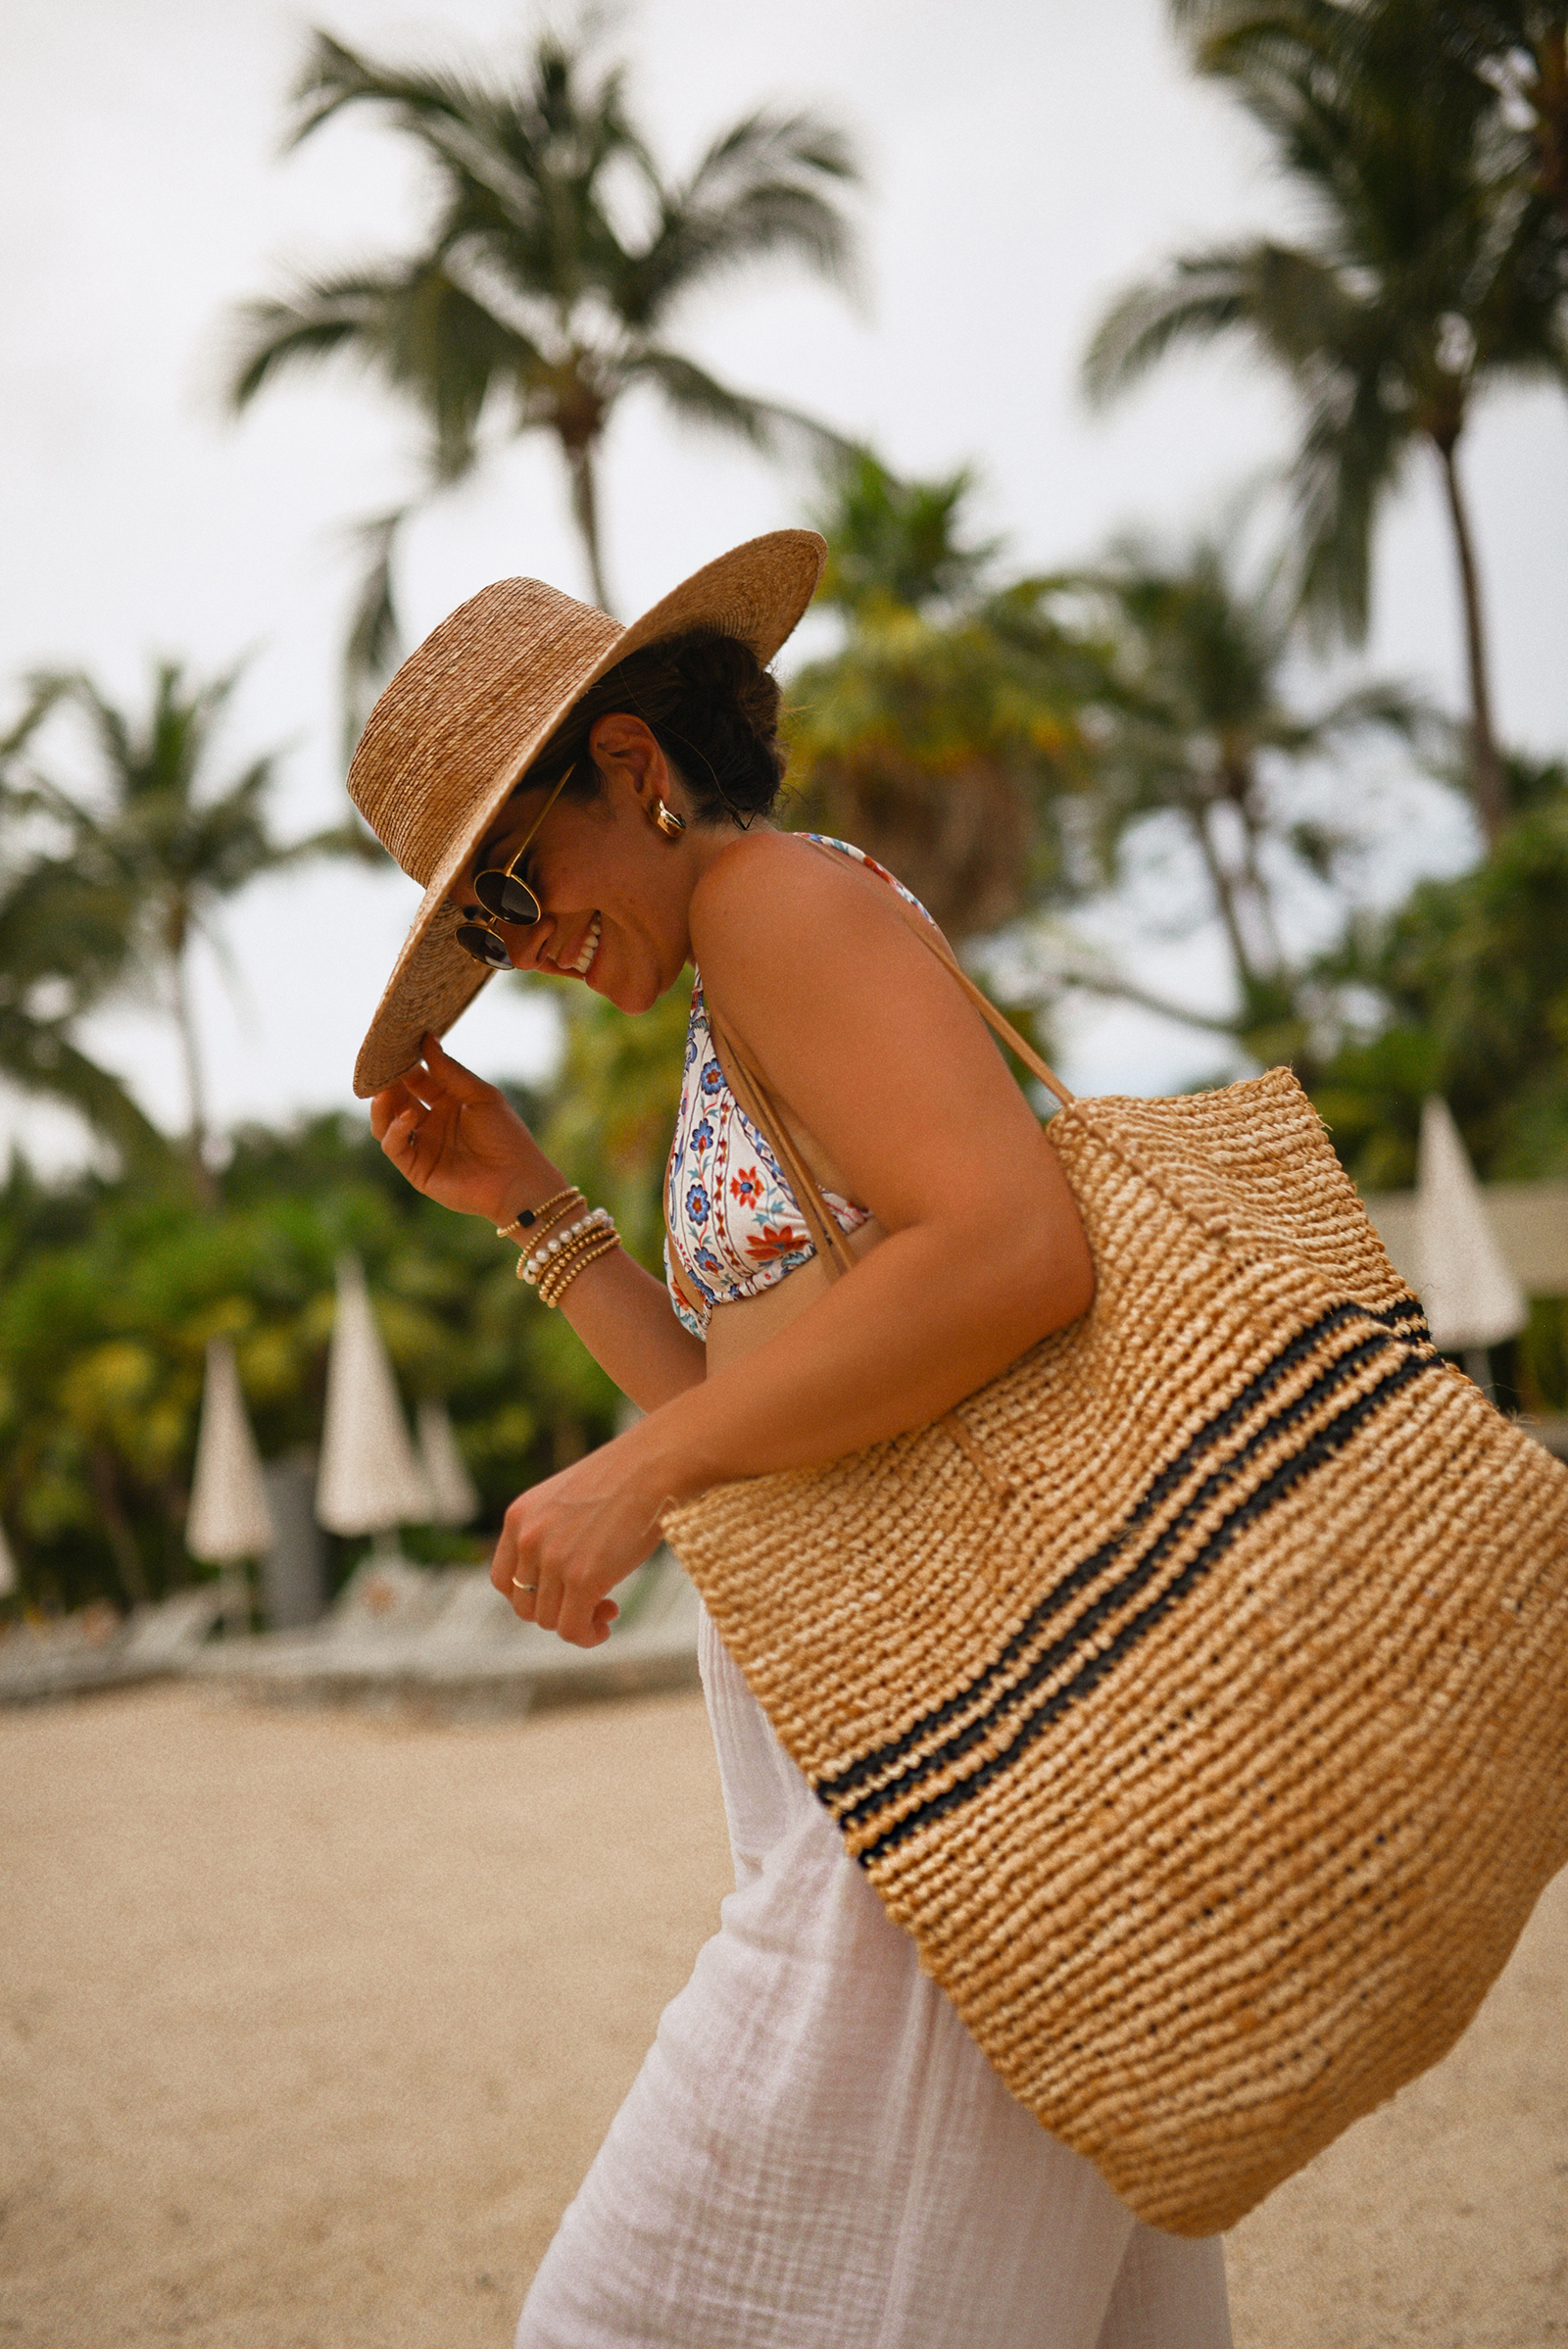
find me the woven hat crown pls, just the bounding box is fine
[348,579,621,886]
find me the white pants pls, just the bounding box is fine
[516,1608,1231,2349]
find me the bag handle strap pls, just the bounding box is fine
[706,999,860,1276]
[662,838,1076,1298]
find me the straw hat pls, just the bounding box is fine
[347,529,827,1098]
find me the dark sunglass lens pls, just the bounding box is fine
[456,923,513,968]
[474,869,542,925]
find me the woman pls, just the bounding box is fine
[350,533,1232,2347]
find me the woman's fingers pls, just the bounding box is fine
[493,1498,547,1626]
[420,1031,496,1102]
[368,1080,415,1140]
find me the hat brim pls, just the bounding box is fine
[351,529,825,1099]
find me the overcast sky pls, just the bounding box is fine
[4,0,1565,1169]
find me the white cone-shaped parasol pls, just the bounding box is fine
[315,1255,432,1537]
[0,1516,17,1599]
[1414,1097,1527,1352]
[186,1339,276,1564]
[416,1399,480,1527]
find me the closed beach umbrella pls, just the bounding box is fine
[416,1398,480,1527]
[1414,1098,1527,1367]
[186,1339,276,1564]
[315,1254,432,1537]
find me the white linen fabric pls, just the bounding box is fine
[515,1606,1233,2349]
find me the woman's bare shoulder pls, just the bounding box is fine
[690,830,917,968]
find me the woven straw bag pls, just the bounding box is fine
[662,856,1568,2238]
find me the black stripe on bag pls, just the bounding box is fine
[854,1349,1438,1869]
[828,1319,1422,1836]
[817,1297,1431,1813]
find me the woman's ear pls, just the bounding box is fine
[587,712,668,811]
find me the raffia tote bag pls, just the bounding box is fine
[661,850,1568,2239]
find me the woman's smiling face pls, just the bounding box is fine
[457,714,716,1013]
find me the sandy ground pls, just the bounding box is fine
[1,1685,1563,2349]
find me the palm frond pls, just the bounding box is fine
[227,269,420,408]
[0,1018,171,1171]
[616,108,861,325]
[1287,357,1408,642]
[286,28,501,154]
[628,349,855,461]
[1087,240,1367,403]
[226,260,524,481]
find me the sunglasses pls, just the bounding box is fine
[455,770,571,968]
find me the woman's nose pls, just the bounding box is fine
[502,913,556,971]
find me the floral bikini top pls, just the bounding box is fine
[663,836,931,1339]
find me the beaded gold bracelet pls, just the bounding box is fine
[497,1187,584,1274]
[519,1206,613,1286]
[538,1225,620,1308]
[535,1217,616,1298]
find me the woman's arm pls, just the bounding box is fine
[496,834,1094,1643]
[371,1035,707,1412]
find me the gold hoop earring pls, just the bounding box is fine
[652,798,687,840]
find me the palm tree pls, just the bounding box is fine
[1357,3,1568,246]
[18,661,371,1198]
[0,692,170,1169]
[809,448,1000,617]
[1026,529,1435,1070]
[1087,0,1568,843]
[227,22,859,715]
[786,454,1093,941]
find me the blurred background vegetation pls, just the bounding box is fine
[3,0,1566,1613]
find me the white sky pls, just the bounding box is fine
[3,0,1565,1169]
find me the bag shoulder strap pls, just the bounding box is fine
[705,999,859,1276]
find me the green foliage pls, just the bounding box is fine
[810,449,999,617]
[0,1109,619,1614]
[785,455,1096,941]
[1311,759,1568,1184]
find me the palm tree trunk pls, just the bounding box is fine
[170,944,217,1208]
[88,1444,149,1607]
[1186,805,1259,1006]
[1433,435,1506,845]
[565,441,613,613]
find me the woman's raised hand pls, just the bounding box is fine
[370,1031,553,1225]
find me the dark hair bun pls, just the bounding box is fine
[527,630,787,825]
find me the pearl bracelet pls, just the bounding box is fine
[538,1225,620,1308]
[519,1205,614,1286]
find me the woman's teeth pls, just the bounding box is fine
[569,913,601,977]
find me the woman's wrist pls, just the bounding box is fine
[490,1157,570,1231]
[613,1386,720,1515]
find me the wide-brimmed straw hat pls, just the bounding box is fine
[346,529,827,1098]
